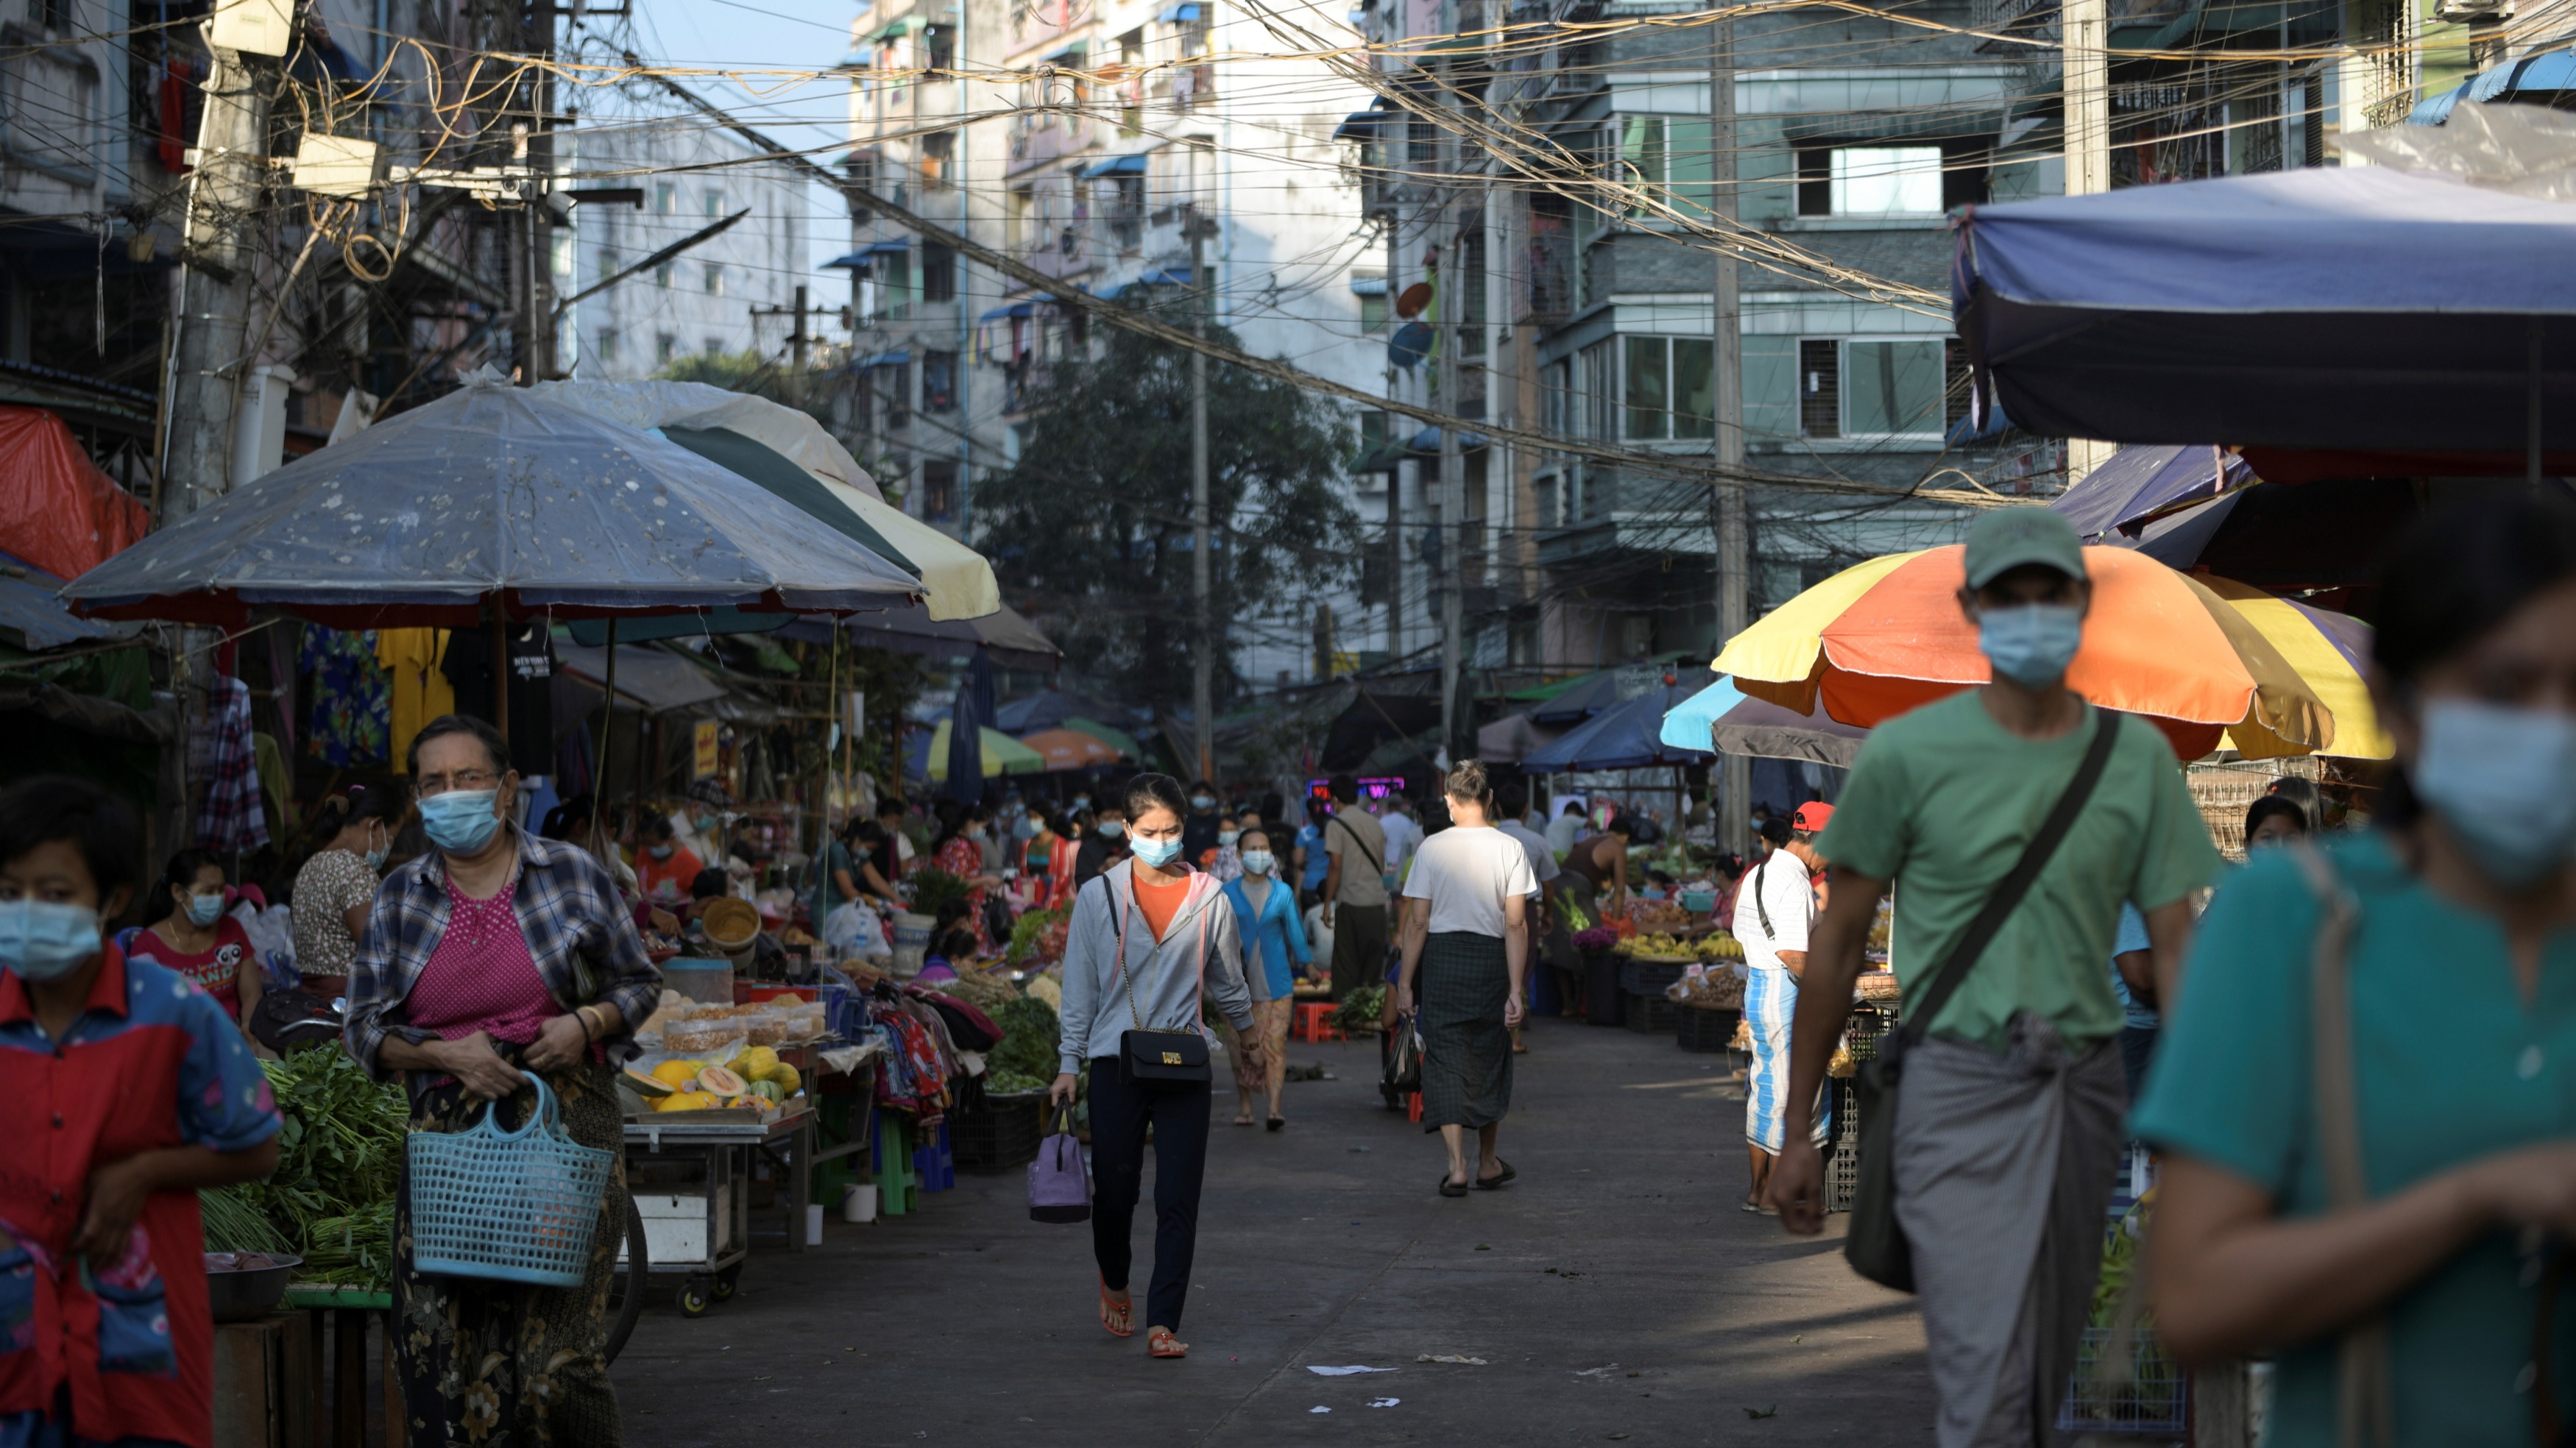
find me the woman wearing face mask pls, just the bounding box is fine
[128,846,262,1029]
[1050,774,1261,1359]
[347,714,661,1447]
[1220,828,1311,1129]
[634,811,703,907]
[1074,801,1128,890]
[932,803,1006,954]
[2138,497,2576,1448]
[291,783,408,994]
[0,776,285,1447]
[1205,814,1245,882]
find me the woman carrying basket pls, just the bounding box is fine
[347,714,662,1447]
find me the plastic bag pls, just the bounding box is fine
[230,901,298,988]
[823,899,889,959]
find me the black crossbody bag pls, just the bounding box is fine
[1844,709,2120,1292]
[1111,878,1213,1087]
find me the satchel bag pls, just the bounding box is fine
[1384,1012,1425,1093]
[1844,709,2120,1292]
[1112,877,1214,1087]
[1027,1104,1093,1224]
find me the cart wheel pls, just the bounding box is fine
[676,1281,712,1318]
[712,1265,741,1302]
[604,1193,648,1366]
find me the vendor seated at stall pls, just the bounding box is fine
[685,866,729,923]
[0,775,285,1447]
[635,812,704,907]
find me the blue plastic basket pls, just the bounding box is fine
[407,1076,616,1288]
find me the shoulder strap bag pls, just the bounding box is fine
[1328,813,1384,878]
[1111,876,1214,1087]
[1754,857,1776,940]
[1844,708,2120,1292]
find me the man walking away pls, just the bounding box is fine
[1736,803,1833,1213]
[1545,799,1585,856]
[1319,775,1390,1001]
[1492,783,1562,1046]
[1379,792,1422,884]
[1763,508,2217,1447]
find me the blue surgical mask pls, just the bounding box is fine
[1241,849,1275,876]
[1192,795,1216,811]
[1130,835,1182,867]
[1978,603,2084,686]
[422,789,503,856]
[185,892,225,927]
[2414,698,2576,887]
[1097,821,1125,839]
[366,845,389,871]
[1072,796,1090,812]
[1218,830,1239,847]
[0,898,102,982]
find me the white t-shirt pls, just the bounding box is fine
[1494,820,1560,898]
[1401,826,1538,938]
[1732,848,1815,973]
[1380,811,1423,874]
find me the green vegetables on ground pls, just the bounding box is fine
[201,1048,409,1290]
[985,994,1061,1085]
[1333,984,1387,1030]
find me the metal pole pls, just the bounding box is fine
[790,283,810,410]
[1710,12,1749,857]
[1436,34,1462,763]
[590,620,616,844]
[1189,206,1215,784]
[2062,0,2112,486]
[162,46,268,520]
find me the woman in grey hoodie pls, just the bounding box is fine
[1050,773,1264,1359]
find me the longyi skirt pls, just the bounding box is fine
[1418,930,1512,1131]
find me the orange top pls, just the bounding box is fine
[1132,867,1189,942]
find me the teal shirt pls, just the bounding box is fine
[2134,832,2576,1448]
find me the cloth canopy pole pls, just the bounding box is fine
[2532,317,2545,491]
[488,604,511,738]
[590,619,616,845]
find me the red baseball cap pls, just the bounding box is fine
[1791,801,1836,832]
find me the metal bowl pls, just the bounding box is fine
[204,1252,303,1322]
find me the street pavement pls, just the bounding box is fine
[612,1015,1935,1447]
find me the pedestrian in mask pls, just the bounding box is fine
[127,848,261,1029]
[2140,495,2576,1448]
[292,783,410,993]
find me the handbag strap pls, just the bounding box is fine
[2287,844,2396,1448]
[1754,856,1776,941]
[1899,707,2120,1050]
[1329,812,1383,876]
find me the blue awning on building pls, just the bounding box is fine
[1156,2,1203,20]
[1107,266,1194,300]
[823,240,910,269]
[977,302,1037,323]
[2411,47,2576,124]
[1042,41,1086,64]
[1349,275,1388,295]
[1408,425,1487,453]
[1081,154,1149,178]
[857,350,913,369]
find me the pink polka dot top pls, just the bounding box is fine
[408,870,558,1046]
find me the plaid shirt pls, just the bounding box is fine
[346,823,661,1079]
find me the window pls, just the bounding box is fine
[1541,360,1572,436]
[882,250,912,320]
[1107,174,1144,246]
[704,263,725,296]
[703,337,723,358]
[596,328,620,363]
[872,361,912,428]
[1609,116,1714,219]
[654,261,674,289]
[1408,117,1436,166]
[655,332,677,364]
[923,349,958,411]
[1007,185,1035,252]
[921,129,955,189]
[1359,294,1389,333]
[549,233,573,278]
[654,182,676,214]
[922,459,958,521]
[1459,229,1487,357]
[1357,408,1390,461]
[1579,340,1615,441]
[1797,338,1945,439]
[1621,336,1715,440]
[1798,146,1944,217]
[924,24,955,71]
[923,243,957,302]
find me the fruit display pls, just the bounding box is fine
[1623,932,1701,962]
[1699,932,1744,962]
[1669,966,1744,1010]
[1629,900,1693,933]
[630,1051,806,1118]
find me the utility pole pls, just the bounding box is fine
[1188,205,1214,785]
[1710,9,1749,853]
[2062,0,2112,483]
[517,0,558,385]
[789,283,810,409]
[162,45,272,521]
[1434,22,1463,766]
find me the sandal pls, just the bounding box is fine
[1231,1114,1255,1127]
[1147,1327,1189,1359]
[1474,1159,1516,1190]
[1438,1172,1470,1198]
[1266,1116,1286,1132]
[1098,1276,1134,1338]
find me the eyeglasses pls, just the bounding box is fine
[414,770,500,798]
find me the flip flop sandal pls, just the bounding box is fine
[1098,1276,1134,1338]
[1148,1327,1189,1359]
[1473,1160,1516,1190]
[1267,1116,1287,1132]
[1438,1174,1471,1198]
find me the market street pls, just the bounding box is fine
[612,1019,1933,1446]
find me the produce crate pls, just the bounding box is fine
[1825,1079,1863,1213]
[2056,1327,2189,1435]
[1582,951,1625,1027]
[1674,1005,1738,1053]
[1619,957,1693,996]
[950,1093,1045,1171]
[1622,989,1678,1034]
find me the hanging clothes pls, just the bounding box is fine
[299,624,390,767]
[374,628,453,773]
[250,731,289,837]
[193,675,269,851]
[441,624,557,768]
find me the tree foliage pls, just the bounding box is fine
[973,310,1359,711]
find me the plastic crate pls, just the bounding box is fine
[1619,957,1692,996]
[2056,1327,2189,1435]
[950,1094,1045,1171]
[1674,1005,1738,1053]
[1825,1079,1863,1213]
[1622,990,1678,1034]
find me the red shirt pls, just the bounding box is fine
[635,845,703,905]
[0,945,283,1446]
[129,918,255,1021]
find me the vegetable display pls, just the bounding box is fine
[1332,984,1386,1030]
[201,1049,408,1289]
[985,995,1061,1085]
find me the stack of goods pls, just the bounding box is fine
[1854,970,1903,1004]
[200,1050,408,1291]
[645,997,829,1055]
[626,1047,808,1118]
[1627,899,1694,934]
[1698,932,1744,963]
[1865,899,1894,965]
[1669,965,1744,1010]
[1005,906,1071,967]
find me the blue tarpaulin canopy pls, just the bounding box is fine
[2411,49,2576,124]
[0,551,127,651]
[2048,444,2254,541]
[58,380,921,628]
[1953,166,2576,450]
[1521,684,1707,772]
[1080,154,1147,177]
[977,301,1036,323]
[1659,676,1869,768]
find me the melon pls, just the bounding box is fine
[696,1065,749,1099]
[623,1067,676,1099]
[747,1079,784,1104]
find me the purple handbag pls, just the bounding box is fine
[1027,1106,1091,1224]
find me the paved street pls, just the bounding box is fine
[612,1018,1933,1447]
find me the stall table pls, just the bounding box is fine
[622,1107,814,1316]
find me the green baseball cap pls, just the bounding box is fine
[1962,507,2087,589]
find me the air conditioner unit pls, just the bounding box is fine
[2433,0,2509,22]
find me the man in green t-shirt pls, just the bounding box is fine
[1763,508,2220,1448]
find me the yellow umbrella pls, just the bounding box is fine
[818,480,1001,622]
[926,719,1047,779]
[2200,578,2392,759]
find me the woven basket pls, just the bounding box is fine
[407,1076,615,1288]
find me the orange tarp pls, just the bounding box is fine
[0,405,148,580]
